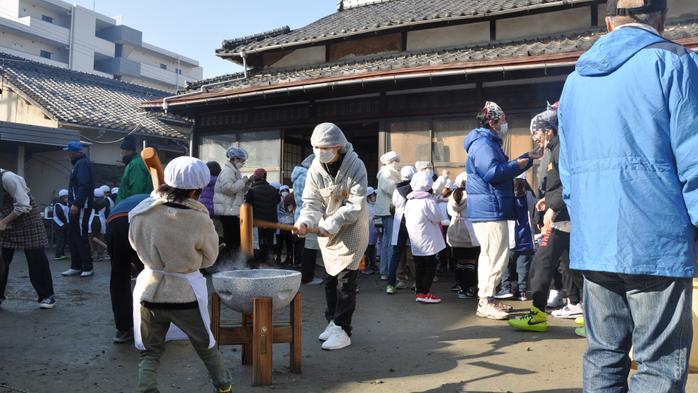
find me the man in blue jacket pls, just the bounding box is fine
[558,0,698,390]
[464,101,539,320]
[61,141,95,278]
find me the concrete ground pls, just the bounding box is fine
[0,255,696,393]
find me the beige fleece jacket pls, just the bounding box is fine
[128,200,219,303]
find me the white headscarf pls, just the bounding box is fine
[380,151,399,165]
[400,166,417,181]
[164,156,210,190]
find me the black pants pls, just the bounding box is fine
[257,228,275,262]
[107,216,143,332]
[293,237,304,267]
[529,229,583,310]
[0,247,54,302]
[325,269,358,335]
[364,244,377,271]
[453,247,479,289]
[54,224,69,258]
[219,216,240,253]
[69,208,93,271]
[275,231,294,263]
[301,248,318,283]
[414,255,439,294]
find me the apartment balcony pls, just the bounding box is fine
[94,56,140,77]
[0,46,69,68]
[140,63,190,88]
[17,16,69,45]
[92,36,115,57]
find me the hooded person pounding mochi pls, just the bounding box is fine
[295,122,368,351]
[128,156,232,393]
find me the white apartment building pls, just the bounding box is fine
[0,0,202,92]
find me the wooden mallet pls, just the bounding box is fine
[141,147,165,189]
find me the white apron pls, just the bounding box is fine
[89,207,107,235]
[132,267,216,351]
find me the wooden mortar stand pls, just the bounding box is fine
[210,203,302,386]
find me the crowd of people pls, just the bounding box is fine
[0,1,696,392]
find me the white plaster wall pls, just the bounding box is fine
[407,22,490,51]
[127,47,200,79]
[88,139,122,166]
[0,0,20,20]
[18,0,70,28]
[268,45,326,68]
[496,8,592,41]
[0,28,68,62]
[70,6,97,73]
[0,87,57,127]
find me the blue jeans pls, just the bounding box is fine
[378,216,394,276]
[500,249,533,294]
[583,271,693,393]
[387,221,409,286]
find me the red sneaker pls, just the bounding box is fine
[417,294,442,304]
[415,294,425,302]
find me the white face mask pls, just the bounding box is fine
[314,148,337,164]
[281,191,289,198]
[234,160,245,169]
[390,161,401,171]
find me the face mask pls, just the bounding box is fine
[423,169,434,179]
[499,122,510,136]
[234,161,245,169]
[314,148,337,164]
[281,191,289,198]
[390,162,400,171]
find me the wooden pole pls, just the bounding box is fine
[239,203,254,257]
[210,293,221,347]
[290,292,302,374]
[252,297,273,386]
[241,314,252,365]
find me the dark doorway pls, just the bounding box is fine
[281,122,379,187]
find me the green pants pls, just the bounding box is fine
[138,306,231,393]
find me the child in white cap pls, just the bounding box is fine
[128,156,232,393]
[404,171,446,303]
[53,189,70,260]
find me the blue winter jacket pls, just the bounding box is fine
[291,165,308,223]
[69,153,94,209]
[512,194,534,252]
[464,128,531,221]
[559,26,698,278]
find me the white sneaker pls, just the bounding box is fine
[318,321,337,341]
[547,289,564,308]
[321,326,351,350]
[551,303,583,319]
[61,269,81,277]
[80,270,94,277]
[476,301,509,320]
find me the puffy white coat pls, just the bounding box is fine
[375,166,400,216]
[447,193,479,248]
[296,145,369,276]
[404,194,446,256]
[213,161,247,216]
[391,187,407,246]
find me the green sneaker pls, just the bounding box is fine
[575,327,586,337]
[386,285,396,295]
[54,256,68,261]
[508,306,548,332]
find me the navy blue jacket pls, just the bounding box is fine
[464,128,531,221]
[69,153,94,209]
[559,26,698,277]
[511,194,534,252]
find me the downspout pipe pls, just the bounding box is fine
[162,51,248,113]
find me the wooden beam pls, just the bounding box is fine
[290,293,302,374]
[252,297,273,386]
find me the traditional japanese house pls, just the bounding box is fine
[143,0,698,187]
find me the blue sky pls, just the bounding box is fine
[73,0,337,79]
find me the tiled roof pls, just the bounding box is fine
[179,19,698,104]
[220,26,291,53]
[217,0,597,56]
[0,52,189,139]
